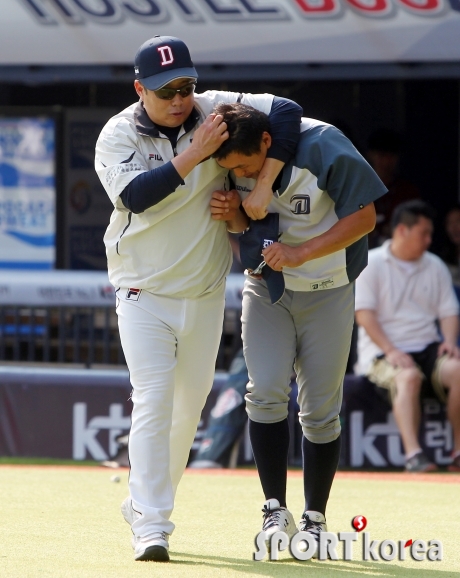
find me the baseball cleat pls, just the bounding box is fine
[261,498,297,551]
[298,510,327,559]
[134,533,170,562]
[121,497,170,562]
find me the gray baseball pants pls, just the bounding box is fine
[242,278,354,443]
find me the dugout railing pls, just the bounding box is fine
[0,271,244,370]
[0,305,242,368]
[0,305,123,365]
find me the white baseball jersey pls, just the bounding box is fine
[95,91,273,298]
[235,118,388,292]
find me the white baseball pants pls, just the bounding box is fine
[116,285,225,538]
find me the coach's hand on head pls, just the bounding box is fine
[191,114,229,160]
[171,113,228,180]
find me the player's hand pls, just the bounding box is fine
[437,341,460,359]
[262,242,303,271]
[245,270,263,280]
[385,348,415,369]
[210,190,241,221]
[242,181,273,220]
[191,114,229,160]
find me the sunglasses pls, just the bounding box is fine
[154,82,196,100]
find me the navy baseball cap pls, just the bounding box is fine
[239,213,285,305]
[134,36,198,90]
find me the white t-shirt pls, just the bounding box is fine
[355,240,460,374]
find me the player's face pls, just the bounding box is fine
[402,216,433,259]
[135,78,196,127]
[216,133,271,179]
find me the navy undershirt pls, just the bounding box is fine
[156,124,181,151]
[120,97,302,214]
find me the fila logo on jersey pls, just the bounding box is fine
[149,153,163,161]
[262,239,274,249]
[126,288,142,301]
[158,46,174,66]
[290,194,310,215]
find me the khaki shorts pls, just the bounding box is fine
[366,343,448,404]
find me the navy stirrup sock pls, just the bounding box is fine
[302,434,341,515]
[249,418,290,508]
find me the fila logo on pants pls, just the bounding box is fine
[126,288,141,301]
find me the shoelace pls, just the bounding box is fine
[299,514,323,540]
[140,531,168,543]
[262,505,283,531]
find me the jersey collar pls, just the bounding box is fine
[134,100,201,138]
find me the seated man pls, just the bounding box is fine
[355,200,460,473]
[209,103,386,556]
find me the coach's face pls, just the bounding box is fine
[134,78,195,128]
[216,132,271,179]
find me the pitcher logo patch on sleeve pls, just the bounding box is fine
[126,288,141,301]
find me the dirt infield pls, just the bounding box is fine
[1,464,459,483]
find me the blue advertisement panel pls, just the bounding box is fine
[0,117,55,269]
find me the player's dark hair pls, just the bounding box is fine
[212,103,270,160]
[391,200,436,233]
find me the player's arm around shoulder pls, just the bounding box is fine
[198,91,302,220]
[195,90,273,116]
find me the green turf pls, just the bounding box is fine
[0,467,459,577]
[0,457,99,466]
